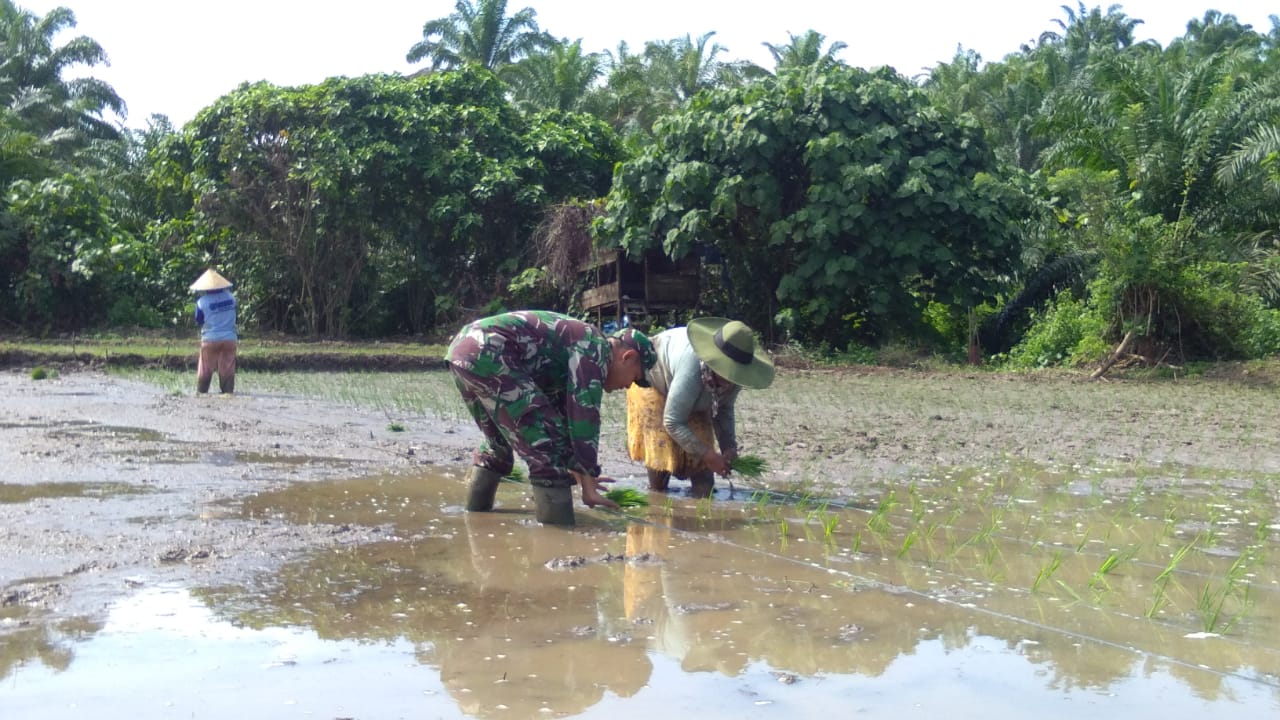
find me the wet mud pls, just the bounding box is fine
[1,368,1278,718]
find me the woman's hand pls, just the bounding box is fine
[702,448,730,476]
[722,447,739,467]
[573,471,619,509]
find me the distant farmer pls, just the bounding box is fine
[446,310,657,526]
[626,317,774,498]
[190,268,238,394]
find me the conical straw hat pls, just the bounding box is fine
[190,268,232,292]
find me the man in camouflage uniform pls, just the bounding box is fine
[446,310,657,525]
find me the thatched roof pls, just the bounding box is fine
[533,200,609,289]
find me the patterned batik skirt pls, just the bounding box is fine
[625,385,715,477]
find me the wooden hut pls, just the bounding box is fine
[578,247,700,329]
[535,202,700,329]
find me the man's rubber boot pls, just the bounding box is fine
[531,485,575,526]
[647,468,671,492]
[690,471,715,499]
[465,467,502,511]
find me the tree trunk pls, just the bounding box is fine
[1091,329,1136,380]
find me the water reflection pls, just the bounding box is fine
[4,466,1278,718]
[214,470,1280,715]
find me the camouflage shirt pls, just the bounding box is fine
[446,310,612,477]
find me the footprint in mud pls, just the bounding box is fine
[543,552,665,570]
[2,582,65,608]
[156,548,212,564]
[671,601,734,614]
[543,555,588,570]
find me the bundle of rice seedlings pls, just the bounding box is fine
[503,467,527,483]
[605,487,650,508]
[730,454,767,478]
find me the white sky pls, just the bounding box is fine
[17,0,1280,128]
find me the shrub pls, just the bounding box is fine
[1006,291,1107,368]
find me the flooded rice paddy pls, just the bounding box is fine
[4,461,1277,719]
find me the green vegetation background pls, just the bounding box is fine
[4,1,1280,370]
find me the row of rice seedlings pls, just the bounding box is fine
[845,485,1270,630]
[679,456,1275,636]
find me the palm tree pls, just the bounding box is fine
[1039,2,1145,71]
[644,32,735,103]
[406,0,551,72]
[1170,10,1260,61]
[0,1,124,142]
[762,30,847,74]
[506,38,603,112]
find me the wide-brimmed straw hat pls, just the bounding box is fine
[190,268,233,292]
[687,317,775,389]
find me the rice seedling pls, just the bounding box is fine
[923,521,942,542]
[822,512,840,542]
[1031,551,1064,593]
[962,507,1005,549]
[30,367,49,380]
[1197,581,1234,633]
[979,541,1005,580]
[1055,579,1083,603]
[1154,535,1200,585]
[1146,577,1172,618]
[866,490,898,536]
[908,484,927,523]
[1088,552,1121,591]
[604,487,649,508]
[730,454,768,478]
[1162,506,1180,538]
[897,529,919,559]
[386,421,406,432]
[695,495,714,520]
[1255,518,1273,543]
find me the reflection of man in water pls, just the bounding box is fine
[416,513,652,717]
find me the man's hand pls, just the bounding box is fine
[572,471,619,509]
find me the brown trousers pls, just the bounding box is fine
[197,340,237,393]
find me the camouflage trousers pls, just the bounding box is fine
[448,359,577,489]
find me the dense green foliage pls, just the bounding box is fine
[598,65,1025,347]
[2,0,1280,368]
[186,68,620,336]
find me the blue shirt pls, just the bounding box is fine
[195,289,237,342]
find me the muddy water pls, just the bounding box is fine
[5,464,1278,719]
